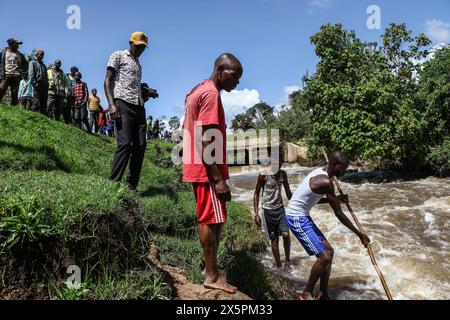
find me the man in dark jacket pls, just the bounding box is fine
[28,49,48,114]
[0,38,28,105]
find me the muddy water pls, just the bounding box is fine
[229,165,450,300]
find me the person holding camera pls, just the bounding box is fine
[104,32,158,190]
[182,53,243,294]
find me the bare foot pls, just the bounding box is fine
[315,291,330,300]
[273,263,283,270]
[299,292,315,300]
[204,274,238,294]
[283,262,293,272]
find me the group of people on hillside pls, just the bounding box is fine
[0,37,115,136]
[1,31,371,300]
[146,116,182,143]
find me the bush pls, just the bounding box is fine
[141,193,197,239]
[150,234,204,283]
[426,138,450,176]
[87,270,171,300]
[219,250,275,300]
[0,171,151,298]
[223,202,268,253]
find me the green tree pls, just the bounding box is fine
[418,45,450,175]
[272,90,311,143]
[298,23,431,169]
[231,102,275,131]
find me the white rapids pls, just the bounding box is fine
[228,165,450,300]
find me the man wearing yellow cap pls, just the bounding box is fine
[104,31,158,190]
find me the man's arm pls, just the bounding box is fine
[282,170,292,200]
[84,83,89,102]
[104,67,119,119]
[253,173,266,228]
[316,177,370,247]
[200,124,230,200]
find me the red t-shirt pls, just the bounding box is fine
[182,80,229,183]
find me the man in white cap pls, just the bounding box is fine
[0,38,28,105]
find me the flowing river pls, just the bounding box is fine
[229,165,450,300]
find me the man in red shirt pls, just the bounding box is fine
[182,53,243,294]
[73,72,91,132]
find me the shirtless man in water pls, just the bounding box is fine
[285,151,370,300]
[182,53,243,294]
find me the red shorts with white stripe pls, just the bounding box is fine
[192,182,227,225]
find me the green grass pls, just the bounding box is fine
[0,104,272,300]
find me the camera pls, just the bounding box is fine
[141,83,159,101]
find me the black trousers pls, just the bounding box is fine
[30,87,48,114]
[63,95,73,124]
[110,99,147,190]
[47,94,65,121]
[89,111,100,134]
[0,76,21,105]
[73,101,90,132]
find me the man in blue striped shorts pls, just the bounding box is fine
[286,151,370,300]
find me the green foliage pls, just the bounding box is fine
[0,104,114,174]
[426,138,450,176]
[219,250,275,300]
[88,270,171,300]
[151,234,204,283]
[223,202,267,253]
[140,193,197,239]
[294,23,433,169]
[0,196,57,252]
[417,45,450,145]
[0,105,272,299]
[50,268,171,300]
[231,102,276,132]
[0,171,134,235]
[272,91,311,144]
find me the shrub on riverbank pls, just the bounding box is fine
[427,138,450,177]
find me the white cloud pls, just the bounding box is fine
[308,0,335,9]
[221,88,261,125]
[425,19,450,43]
[274,85,301,113]
[171,106,184,116]
[412,43,448,66]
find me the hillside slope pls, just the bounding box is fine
[0,104,272,300]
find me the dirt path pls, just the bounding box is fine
[148,245,251,300]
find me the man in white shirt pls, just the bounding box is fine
[286,150,370,300]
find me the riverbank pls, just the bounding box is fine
[0,104,276,300]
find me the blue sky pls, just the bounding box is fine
[1,0,449,123]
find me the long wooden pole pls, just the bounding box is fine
[322,149,394,300]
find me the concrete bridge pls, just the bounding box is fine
[226,132,308,166]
